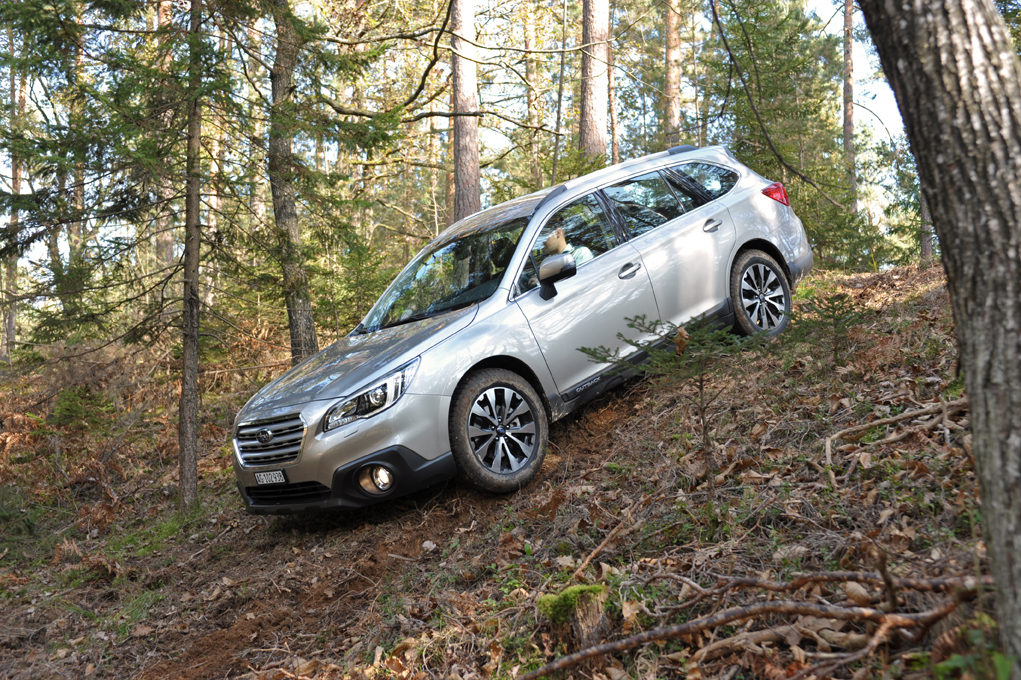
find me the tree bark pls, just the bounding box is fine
[178,0,203,512]
[664,0,682,147]
[451,0,481,221]
[919,192,934,265]
[579,0,609,161]
[269,0,319,365]
[843,0,856,200]
[859,0,1021,666]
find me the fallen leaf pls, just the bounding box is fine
[772,545,809,564]
[422,540,437,552]
[555,555,577,568]
[295,659,320,676]
[843,582,872,606]
[131,625,154,637]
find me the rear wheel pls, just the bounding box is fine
[449,369,548,493]
[731,250,791,336]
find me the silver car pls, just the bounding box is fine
[231,145,813,514]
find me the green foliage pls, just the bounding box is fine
[797,292,865,365]
[49,386,113,429]
[931,614,1016,680]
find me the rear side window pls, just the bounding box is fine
[603,172,684,237]
[671,162,739,200]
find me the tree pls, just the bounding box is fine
[842,0,856,199]
[663,0,682,147]
[2,31,26,363]
[859,0,1021,665]
[268,0,319,365]
[579,0,609,161]
[177,0,203,511]
[451,0,480,222]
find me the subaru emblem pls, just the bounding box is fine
[256,429,274,444]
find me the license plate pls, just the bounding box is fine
[254,470,287,485]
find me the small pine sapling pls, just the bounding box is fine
[800,293,865,366]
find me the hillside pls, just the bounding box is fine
[0,265,1000,680]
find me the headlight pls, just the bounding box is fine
[322,358,420,432]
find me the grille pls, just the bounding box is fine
[246,481,332,505]
[234,414,305,466]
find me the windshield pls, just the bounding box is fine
[363,218,528,331]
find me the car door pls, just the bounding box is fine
[514,192,661,401]
[603,167,737,327]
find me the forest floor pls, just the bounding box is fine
[0,265,1005,680]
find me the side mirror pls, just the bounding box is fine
[538,252,577,300]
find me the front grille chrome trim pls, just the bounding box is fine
[233,413,306,468]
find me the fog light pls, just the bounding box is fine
[358,464,394,494]
[371,466,392,491]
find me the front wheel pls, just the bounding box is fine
[449,369,548,493]
[731,250,791,336]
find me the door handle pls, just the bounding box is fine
[703,218,723,233]
[618,262,642,280]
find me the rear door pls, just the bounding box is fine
[514,192,661,401]
[603,166,737,327]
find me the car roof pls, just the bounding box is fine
[433,145,719,245]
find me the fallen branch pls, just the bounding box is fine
[823,397,968,484]
[520,599,955,680]
[521,573,993,680]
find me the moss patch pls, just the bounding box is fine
[537,585,605,623]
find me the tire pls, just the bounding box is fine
[731,250,792,337]
[449,369,548,493]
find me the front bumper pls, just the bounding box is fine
[237,446,458,514]
[232,392,454,514]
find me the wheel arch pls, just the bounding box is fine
[731,238,793,286]
[451,355,553,421]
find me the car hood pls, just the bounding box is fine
[239,306,478,418]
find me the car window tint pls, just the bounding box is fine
[519,193,617,293]
[603,172,684,237]
[672,162,739,200]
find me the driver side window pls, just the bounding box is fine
[519,193,618,292]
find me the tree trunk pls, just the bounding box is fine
[579,0,609,161]
[178,0,203,512]
[664,0,682,147]
[551,0,568,183]
[451,0,481,222]
[843,0,856,201]
[269,0,319,365]
[155,0,176,271]
[2,39,26,364]
[859,0,1021,665]
[919,192,934,264]
[523,0,543,188]
[608,19,620,165]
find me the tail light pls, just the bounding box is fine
[762,182,790,206]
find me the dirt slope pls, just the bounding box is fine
[0,266,1000,680]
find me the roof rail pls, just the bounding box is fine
[531,184,567,216]
[667,144,699,155]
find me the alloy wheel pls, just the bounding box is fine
[740,263,787,331]
[467,386,537,474]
